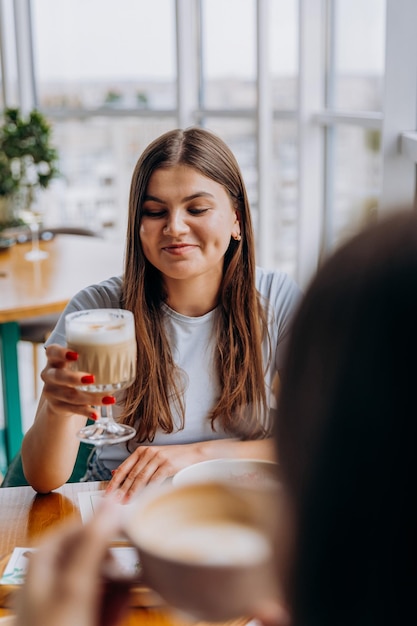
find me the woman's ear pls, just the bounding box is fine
[232,209,242,240]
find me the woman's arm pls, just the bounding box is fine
[106,437,277,502]
[21,344,101,493]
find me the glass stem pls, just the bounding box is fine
[102,396,117,422]
[30,222,41,255]
[105,404,115,421]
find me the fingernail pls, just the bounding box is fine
[81,374,95,384]
[102,396,116,405]
[89,412,98,421]
[65,350,78,361]
[111,469,116,475]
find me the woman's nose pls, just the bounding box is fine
[163,211,189,236]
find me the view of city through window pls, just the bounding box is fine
[5,0,386,278]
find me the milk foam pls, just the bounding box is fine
[144,521,271,566]
[66,319,135,346]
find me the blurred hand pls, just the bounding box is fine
[255,602,291,626]
[15,497,130,626]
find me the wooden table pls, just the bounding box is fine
[0,236,124,469]
[0,481,247,626]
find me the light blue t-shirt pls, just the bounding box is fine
[47,268,301,473]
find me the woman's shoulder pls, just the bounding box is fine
[255,266,301,301]
[70,276,124,309]
[46,276,124,347]
[256,267,303,342]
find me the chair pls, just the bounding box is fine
[19,226,101,398]
[19,314,61,398]
[40,226,99,238]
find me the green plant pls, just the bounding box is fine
[136,91,149,107]
[0,152,19,196]
[104,90,122,104]
[0,107,60,227]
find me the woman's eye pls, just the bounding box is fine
[142,209,166,218]
[142,206,209,217]
[188,208,209,215]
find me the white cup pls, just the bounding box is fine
[123,480,280,622]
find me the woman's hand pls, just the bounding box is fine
[15,498,131,626]
[41,344,101,421]
[105,443,205,502]
[21,344,105,493]
[105,438,276,503]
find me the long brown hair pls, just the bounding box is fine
[121,127,269,442]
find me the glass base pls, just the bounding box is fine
[77,419,136,446]
[24,249,49,261]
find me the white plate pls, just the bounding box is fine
[172,458,279,488]
[0,617,16,625]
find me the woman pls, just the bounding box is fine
[21,127,301,499]
[275,210,417,626]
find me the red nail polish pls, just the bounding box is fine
[81,374,95,384]
[102,396,116,405]
[89,412,97,421]
[65,350,78,361]
[111,469,116,475]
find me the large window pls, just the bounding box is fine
[322,0,386,251]
[1,0,415,286]
[33,0,176,110]
[201,0,257,109]
[333,0,385,111]
[27,0,177,236]
[200,0,299,274]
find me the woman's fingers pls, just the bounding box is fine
[106,447,174,502]
[42,366,96,393]
[44,344,76,367]
[41,343,100,419]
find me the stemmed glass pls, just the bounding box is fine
[65,309,137,445]
[19,204,49,261]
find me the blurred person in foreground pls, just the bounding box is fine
[274,208,417,626]
[21,127,301,501]
[16,210,417,626]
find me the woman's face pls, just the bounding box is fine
[140,164,240,285]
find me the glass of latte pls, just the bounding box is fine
[65,308,137,445]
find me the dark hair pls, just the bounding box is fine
[122,127,269,441]
[276,210,417,626]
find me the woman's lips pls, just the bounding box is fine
[162,243,197,255]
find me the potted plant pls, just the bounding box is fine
[0,107,60,231]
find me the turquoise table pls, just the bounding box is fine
[0,235,124,476]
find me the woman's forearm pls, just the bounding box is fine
[21,392,87,493]
[196,437,277,463]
